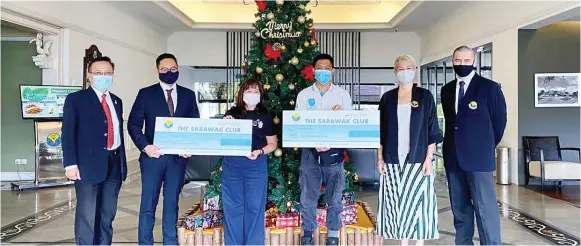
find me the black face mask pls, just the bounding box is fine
[453,65,474,77]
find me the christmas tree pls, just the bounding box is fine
[205,0,360,214]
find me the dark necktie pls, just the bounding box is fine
[458,81,465,104]
[166,89,174,117]
[101,94,114,149]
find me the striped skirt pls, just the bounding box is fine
[376,162,439,240]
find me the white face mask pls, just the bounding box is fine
[397,70,415,84]
[243,92,261,106]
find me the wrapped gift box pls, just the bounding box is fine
[342,192,355,205]
[341,204,358,225]
[203,195,220,211]
[183,210,224,230]
[315,205,358,227]
[275,212,301,229]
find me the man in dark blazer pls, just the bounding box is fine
[62,56,127,245]
[128,53,200,245]
[441,46,507,245]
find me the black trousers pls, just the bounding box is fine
[74,150,122,245]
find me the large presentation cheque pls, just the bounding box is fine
[154,117,252,156]
[282,110,380,148]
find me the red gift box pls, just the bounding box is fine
[275,212,301,229]
[315,205,358,227]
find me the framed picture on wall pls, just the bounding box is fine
[535,73,580,107]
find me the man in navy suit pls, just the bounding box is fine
[128,53,200,245]
[441,46,507,245]
[62,56,127,245]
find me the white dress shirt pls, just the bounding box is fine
[295,83,353,110]
[160,82,177,111]
[455,70,475,113]
[65,87,121,171]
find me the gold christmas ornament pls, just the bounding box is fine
[274,148,283,157]
[311,40,317,45]
[290,57,299,65]
[304,41,310,47]
[309,22,313,27]
[254,31,260,37]
[298,16,305,24]
[276,0,284,6]
[297,48,303,54]
[267,12,275,20]
[288,83,296,90]
[289,100,295,106]
[264,84,271,90]
[241,62,246,67]
[273,117,280,124]
[275,73,284,82]
[256,66,263,74]
[353,174,359,182]
[281,44,286,51]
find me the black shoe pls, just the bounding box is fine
[326,237,339,245]
[301,236,314,245]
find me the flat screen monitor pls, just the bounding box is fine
[19,85,82,119]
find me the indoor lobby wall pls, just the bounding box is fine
[1,1,169,167]
[168,31,421,67]
[418,1,579,184]
[517,21,581,185]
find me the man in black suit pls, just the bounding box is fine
[62,56,127,245]
[440,46,507,245]
[128,53,200,245]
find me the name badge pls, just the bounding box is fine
[469,101,478,110]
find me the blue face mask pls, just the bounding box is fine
[92,75,113,92]
[159,71,179,84]
[315,70,332,85]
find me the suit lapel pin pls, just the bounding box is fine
[114,100,118,105]
[469,101,478,110]
[411,101,419,108]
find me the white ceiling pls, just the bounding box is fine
[394,1,468,32]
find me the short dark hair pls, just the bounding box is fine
[156,53,178,67]
[88,56,115,72]
[312,53,334,67]
[453,46,475,57]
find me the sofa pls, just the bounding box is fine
[184,148,381,184]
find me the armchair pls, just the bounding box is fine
[523,136,581,190]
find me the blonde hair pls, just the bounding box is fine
[393,54,417,70]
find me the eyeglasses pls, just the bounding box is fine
[90,71,114,76]
[159,67,178,73]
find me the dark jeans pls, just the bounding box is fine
[299,149,345,232]
[74,151,122,245]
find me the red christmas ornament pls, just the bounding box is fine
[343,151,350,163]
[301,65,315,81]
[256,0,266,13]
[242,66,248,74]
[264,43,282,60]
[311,28,317,43]
[320,185,325,192]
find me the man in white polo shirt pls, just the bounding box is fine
[296,54,352,245]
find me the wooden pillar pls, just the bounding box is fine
[203,234,212,245]
[347,230,354,245]
[195,228,203,246]
[293,231,300,245]
[271,234,280,246]
[320,232,326,245]
[186,232,195,246]
[340,227,347,245]
[354,228,361,245]
[265,228,271,245]
[213,228,221,245]
[374,234,383,245]
[361,231,368,245]
[178,227,186,245]
[286,228,293,246]
[313,228,320,245]
[367,230,374,246]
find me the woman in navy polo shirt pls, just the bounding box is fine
[221,79,277,245]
